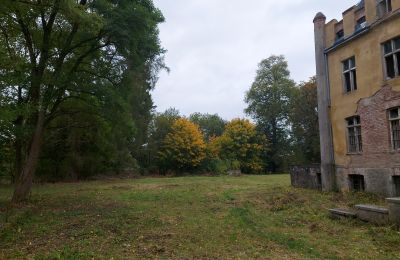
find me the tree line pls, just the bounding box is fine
[138,56,320,176]
[0,1,319,203]
[0,0,166,202]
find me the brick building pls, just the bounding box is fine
[314,0,400,196]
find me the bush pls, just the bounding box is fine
[158,118,206,172]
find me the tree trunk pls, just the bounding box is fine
[11,111,45,203]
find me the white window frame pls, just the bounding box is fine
[342,57,357,93]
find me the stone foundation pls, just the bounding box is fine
[290,165,322,190]
[336,167,400,197]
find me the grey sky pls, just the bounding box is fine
[152,0,351,120]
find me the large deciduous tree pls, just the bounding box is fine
[0,0,165,202]
[290,77,320,165]
[245,55,295,172]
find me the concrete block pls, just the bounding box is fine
[386,198,400,227]
[355,204,390,225]
[329,208,357,220]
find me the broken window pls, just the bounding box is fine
[349,174,365,191]
[343,57,357,93]
[335,22,344,42]
[355,16,367,31]
[383,37,400,79]
[336,30,344,42]
[377,0,392,17]
[393,176,400,196]
[389,107,400,150]
[347,116,362,153]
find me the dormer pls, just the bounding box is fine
[335,21,344,42]
[355,6,367,31]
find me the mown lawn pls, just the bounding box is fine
[0,175,399,259]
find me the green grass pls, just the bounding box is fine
[1,175,400,259]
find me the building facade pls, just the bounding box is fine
[314,0,400,196]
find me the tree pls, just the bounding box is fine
[146,108,181,170]
[158,118,206,172]
[245,55,295,172]
[0,0,165,202]
[216,119,265,174]
[189,113,226,142]
[290,77,320,165]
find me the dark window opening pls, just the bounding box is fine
[336,29,344,41]
[316,173,322,188]
[386,55,396,78]
[355,16,367,31]
[394,176,400,196]
[350,175,365,191]
[389,107,400,150]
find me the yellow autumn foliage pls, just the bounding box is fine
[216,118,266,173]
[158,118,206,170]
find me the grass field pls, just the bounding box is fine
[1,175,399,259]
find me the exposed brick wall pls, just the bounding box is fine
[336,86,400,196]
[349,86,400,168]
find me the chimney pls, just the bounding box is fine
[313,12,336,191]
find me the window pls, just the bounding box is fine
[383,37,400,79]
[355,16,367,31]
[343,57,357,93]
[377,0,392,17]
[349,174,365,191]
[347,116,362,153]
[393,176,400,196]
[335,22,344,42]
[336,30,344,41]
[389,107,400,150]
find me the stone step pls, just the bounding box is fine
[386,198,400,227]
[329,208,357,219]
[355,204,389,225]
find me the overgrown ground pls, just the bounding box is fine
[1,175,399,259]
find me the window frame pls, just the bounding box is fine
[389,107,400,151]
[382,37,400,80]
[355,16,367,31]
[342,57,357,93]
[346,116,363,154]
[377,0,393,17]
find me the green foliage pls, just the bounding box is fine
[189,113,226,142]
[290,77,320,165]
[158,118,206,172]
[215,119,266,174]
[146,108,181,170]
[0,0,166,183]
[245,55,296,172]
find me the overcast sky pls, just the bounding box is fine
[152,0,352,120]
